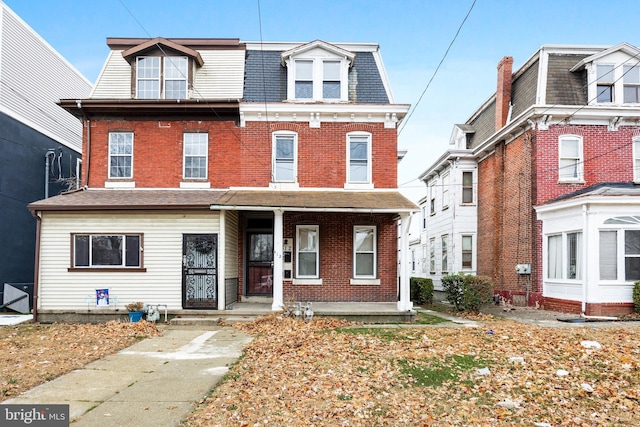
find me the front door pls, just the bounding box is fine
[246,232,273,295]
[182,234,217,309]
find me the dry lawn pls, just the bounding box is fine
[0,320,161,401]
[185,314,640,427]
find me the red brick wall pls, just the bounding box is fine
[239,122,399,188]
[84,119,242,188]
[84,119,399,189]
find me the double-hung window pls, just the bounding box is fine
[634,137,640,182]
[462,171,473,203]
[73,234,142,268]
[136,56,187,99]
[347,133,371,184]
[295,60,313,99]
[273,132,297,182]
[109,132,133,179]
[558,135,583,182]
[322,61,341,99]
[429,182,436,215]
[296,225,319,278]
[596,64,614,103]
[354,226,376,278]
[623,65,640,103]
[183,133,208,179]
[461,235,473,269]
[429,238,435,273]
[599,226,640,281]
[441,235,448,274]
[442,173,449,210]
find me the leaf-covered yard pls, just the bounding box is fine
[185,315,640,426]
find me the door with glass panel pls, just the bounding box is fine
[182,234,217,309]
[246,232,274,295]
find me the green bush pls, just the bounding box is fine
[634,281,640,314]
[441,273,494,312]
[410,277,434,305]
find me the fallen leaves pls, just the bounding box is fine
[0,320,160,401]
[185,314,640,426]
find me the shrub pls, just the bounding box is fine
[634,281,640,314]
[441,273,494,312]
[410,277,434,305]
[441,273,466,311]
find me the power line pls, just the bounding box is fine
[398,0,477,135]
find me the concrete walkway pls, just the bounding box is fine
[3,325,252,426]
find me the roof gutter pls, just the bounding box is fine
[209,205,418,214]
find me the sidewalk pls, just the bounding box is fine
[3,325,252,426]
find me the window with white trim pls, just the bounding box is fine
[558,135,583,182]
[462,171,473,203]
[73,234,142,268]
[429,238,435,273]
[429,183,436,215]
[296,225,319,278]
[599,228,640,281]
[136,56,188,99]
[422,206,427,229]
[441,235,448,274]
[288,56,349,101]
[442,173,449,210]
[273,132,297,182]
[546,232,582,280]
[347,132,371,184]
[633,137,640,182]
[461,235,473,269]
[623,65,640,103]
[109,132,133,179]
[322,61,341,99]
[183,133,208,179]
[411,249,416,273]
[354,226,376,278]
[596,64,614,103]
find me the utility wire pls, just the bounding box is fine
[398,0,477,135]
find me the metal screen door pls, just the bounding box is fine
[182,234,217,308]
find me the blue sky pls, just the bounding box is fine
[4,0,639,202]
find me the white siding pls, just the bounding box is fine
[0,4,92,151]
[225,210,239,278]
[193,50,245,99]
[90,51,131,99]
[38,211,220,310]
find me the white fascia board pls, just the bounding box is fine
[240,102,410,122]
[535,195,640,217]
[244,41,380,53]
[211,205,417,214]
[417,149,472,182]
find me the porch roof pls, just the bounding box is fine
[28,188,418,214]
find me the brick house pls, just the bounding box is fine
[0,2,91,305]
[449,43,640,315]
[27,38,415,321]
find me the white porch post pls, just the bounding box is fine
[398,213,413,311]
[272,209,284,310]
[218,210,226,310]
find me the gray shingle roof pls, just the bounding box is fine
[243,50,389,104]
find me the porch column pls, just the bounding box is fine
[272,209,284,310]
[218,210,226,310]
[398,213,413,311]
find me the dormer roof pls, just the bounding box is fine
[570,42,640,72]
[280,39,355,66]
[121,37,205,67]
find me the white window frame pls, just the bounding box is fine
[296,225,319,279]
[595,63,614,103]
[183,133,208,179]
[633,137,640,183]
[462,171,474,204]
[272,131,298,183]
[442,173,449,210]
[558,134,583,182]
[353,225,377,279]
[429,182,436,215]
[461,235,473,270]
[346,132,372,186]
[72,233,143,269]
[441,235,448,274]
[136,56,188,100]
[546,231,582,280]
[429,237,435,273]
[108,132,133,179]
[286,57,349,102]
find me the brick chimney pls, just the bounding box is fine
[495,56,514,131]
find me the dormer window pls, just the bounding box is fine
[623,65,640,103]
[136,56,188,99]
[282,40,354,102]
[596,64,614,103]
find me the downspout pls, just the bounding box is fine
[32,211,42,321]
[44,150,56,198]
[581,204,589,314]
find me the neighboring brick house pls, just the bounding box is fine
[448,43,640,315]
[28,37,415,321]
[0,2,91,304]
